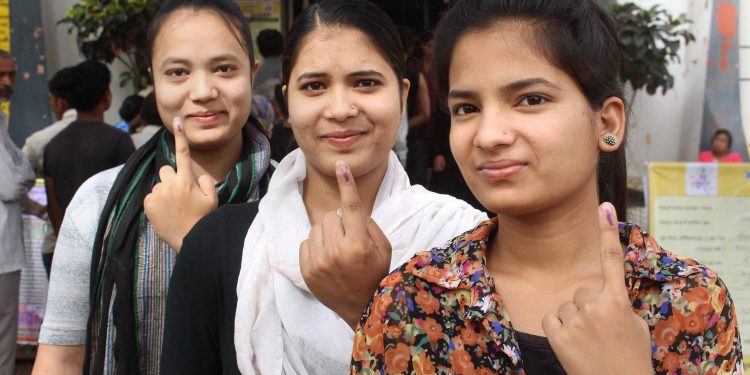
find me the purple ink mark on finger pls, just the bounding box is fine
[605,208,613,226]
[343,171,350,183]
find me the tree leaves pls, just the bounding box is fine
[59,0,160,91]
[612,2,695,97]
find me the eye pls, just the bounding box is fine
[519,95,546,106]
[302,82,325,91]
[215,65,236,74]
[453,104,478,116]
[165,68,187,77]
[355,79,379,88]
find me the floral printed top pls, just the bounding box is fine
[351,219,743,374]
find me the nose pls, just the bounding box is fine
[322,86,357,121]
[473,106,516,150]
[189,72,218,102]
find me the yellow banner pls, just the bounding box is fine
[0,0,9,120]
[648,162,750,369]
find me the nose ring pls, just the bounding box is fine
[351,105,356,110]
[503,130,508,135]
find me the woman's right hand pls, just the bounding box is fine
[144,117,218,252]
[299,160,393,329]
[541,203,653,375]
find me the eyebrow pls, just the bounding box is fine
[296,69,386,82]
[448,78,562,100]
[158,54,241,70]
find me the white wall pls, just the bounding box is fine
[40,0,131,125]
[740,0,750,155]
[623,0,714,185]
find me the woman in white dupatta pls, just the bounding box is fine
[157,0,486,374]
[235,2,485,372]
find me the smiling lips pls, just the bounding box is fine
[321,130,367,148]
[187,111,225,125]
[477,160,526,181]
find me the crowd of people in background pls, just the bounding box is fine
[0,0,746,374]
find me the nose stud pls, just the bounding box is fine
[503,130,508,135]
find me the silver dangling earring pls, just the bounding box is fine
[603,134,617,146]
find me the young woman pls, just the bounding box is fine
[352,1,743,374]
[699,129,744,163]
[33,1,272,374]
[158,1,487,374]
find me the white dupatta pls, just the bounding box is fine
[235,149,487,374]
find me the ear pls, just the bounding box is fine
[400,78,411,119]
[595,96,625,152]
[250,60,260,84]
[102,89,113,111]
[281,84,288,99]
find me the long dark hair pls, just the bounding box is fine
[433,0,628,220]
[280,0,405,88]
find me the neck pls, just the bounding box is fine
[488,182,605,282]
[188,132,244,183]
[76,111,104,122]
[302,159,388,226]
[712,150,728,159]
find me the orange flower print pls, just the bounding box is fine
[683,286,711,306]
[422,317,444,345]
[383,272,404,286]
[371,292,394,319]
[463,223,492,242]
[659,351,681,373]
[413,350,436,375]
[387,324,403,340]
[458,326,479,347]
[677,303,712,335]
[653,316,681,348]
[384,343,411,374]
[352,332,369,362]
[415,290,441,314]
[629,229,644,247]
[717,322,736,356]
[449,348,476,375]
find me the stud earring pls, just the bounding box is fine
[603,134,617,146]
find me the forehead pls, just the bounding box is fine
[291,26,395,78]
[449,22,573,90]
[152,8,247,63]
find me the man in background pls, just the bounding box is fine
[0,49,36,375]
[253,29,283,100]
[43,60,134,237]
[21,68,78,276]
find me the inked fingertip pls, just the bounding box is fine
[173,117,182,132]
[600,202,615,226]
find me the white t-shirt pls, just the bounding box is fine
[38,166,121,345]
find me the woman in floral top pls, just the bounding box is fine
[352,0,743,374]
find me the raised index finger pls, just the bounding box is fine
[598,202,627,298]
[173,117,194,182]
[335,159,368,239]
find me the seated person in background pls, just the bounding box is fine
[114,94,144,133]
[699,128,744,163]
[130,92,163,149]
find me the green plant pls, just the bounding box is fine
[59,0,160,91]
[612,2,695,100]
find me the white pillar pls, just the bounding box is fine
[740,0,750,156]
